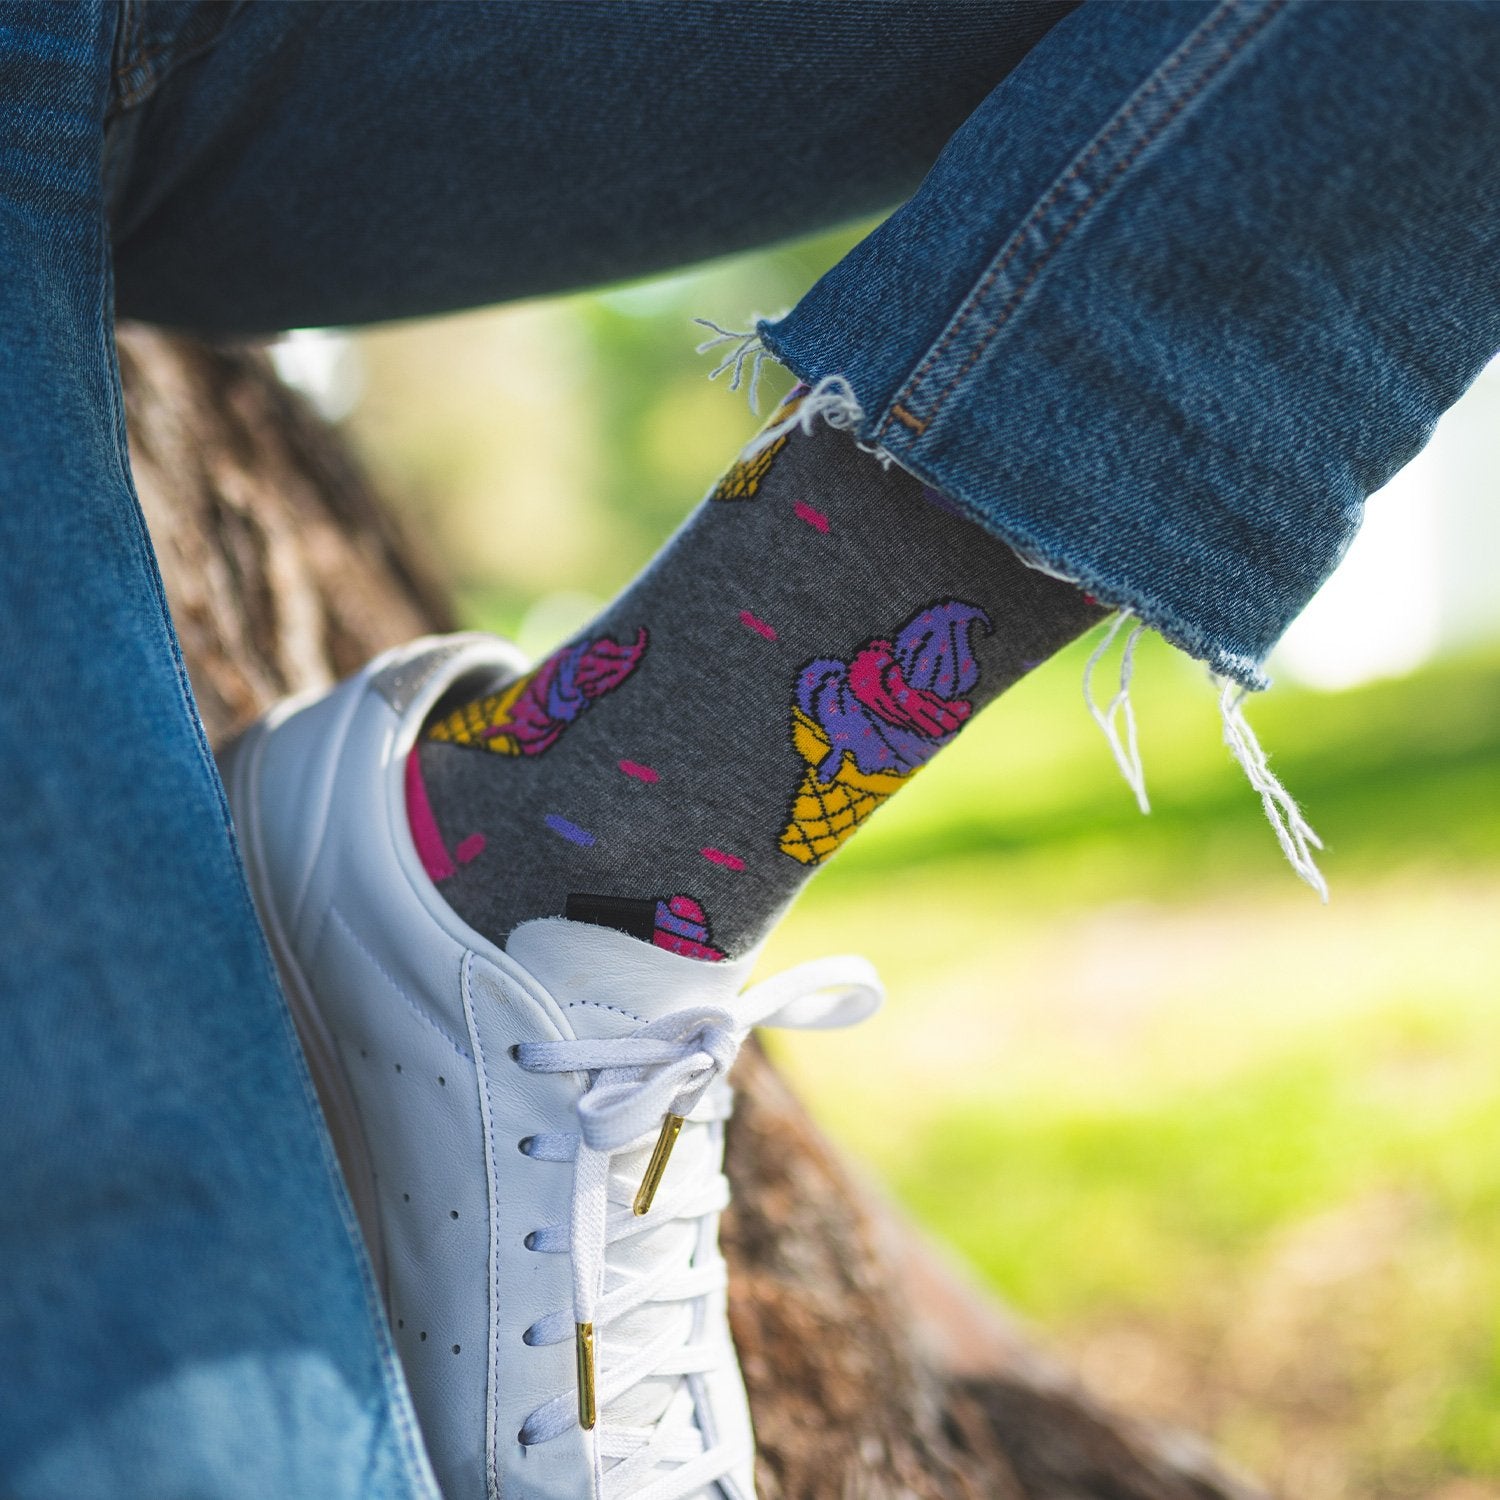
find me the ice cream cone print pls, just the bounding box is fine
[428,671,532,754]
[778,709,913,864]
[776,599,992,866]
[426,628,647,756]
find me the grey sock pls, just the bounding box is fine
[411,395,1102,960]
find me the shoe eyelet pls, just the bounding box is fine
[508,1044,521,1061]
[517,1135,534,1156]
[523,1230,537,1251]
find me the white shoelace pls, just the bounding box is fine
[514,955,883,1500]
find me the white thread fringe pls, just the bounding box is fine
[694,316,896,469]
[1083,612,1151,815]
[742,373,871,460]
[693,318,780,416]
[1218,680,1329,902]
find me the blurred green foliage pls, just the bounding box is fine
[348,226,866,619]
[762,642,1500,1499]
[343,237,1500,1500]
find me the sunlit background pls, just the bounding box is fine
[274,221,1500,1500]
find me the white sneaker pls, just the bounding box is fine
[221,634,882,1500]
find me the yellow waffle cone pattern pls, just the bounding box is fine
[709,390,807,502]
[778,709,914,865]
[425,672,531,754]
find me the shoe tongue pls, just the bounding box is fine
[505,917,756,1036]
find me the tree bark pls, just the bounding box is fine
[119,324,1265,1500]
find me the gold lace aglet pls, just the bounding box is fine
[576,1322,597,1430]
[633,1113,685,1216]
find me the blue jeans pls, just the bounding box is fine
[2,2,1495,1494]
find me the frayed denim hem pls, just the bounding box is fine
[703,317,1328,901]
[752,314,1273,692]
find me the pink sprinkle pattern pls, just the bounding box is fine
[740,610,777,641]
[700,847,746,872]
[793,500,829,533]
[455,833,486,865]
[405,748,455,883]
[618,759,660,783]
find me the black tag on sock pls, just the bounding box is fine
[564,893,658,943]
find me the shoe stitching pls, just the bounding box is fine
[566,999,648,1023]
[328,904,473,1060]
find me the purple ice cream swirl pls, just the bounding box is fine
[796,600,990,781]
[492,627,647,754]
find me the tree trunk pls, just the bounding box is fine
[119,324,1265,1500]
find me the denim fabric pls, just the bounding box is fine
[0,4,436,1497]
[4,0,1498,1493]
[106,0,1075,330]
[4,3,1077,1493]
[762,0,1500,686]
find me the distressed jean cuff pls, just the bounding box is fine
[758,0,1500,692]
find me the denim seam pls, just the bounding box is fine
[115,39,175,83]
[877,0,1289,443]
[110,0,162,117]
[881,0,1241,433]
[109,2,247,118]
[111,0,141,84]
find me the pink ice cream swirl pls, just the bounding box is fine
[795,600,990,781]
[487,627,647,755]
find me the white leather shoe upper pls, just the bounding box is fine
[224,635,881,1500]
